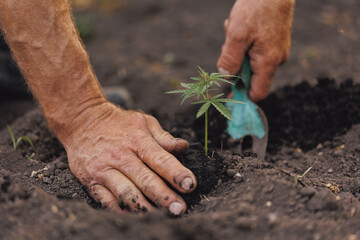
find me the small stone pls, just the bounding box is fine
[265,201,272,207]
[300,187,316,198]
[316,143,323,149]
[233,173,244,183]
[318,152,323,156]
[42,177,52,184]
[263,184,274,194]
[267,213,278,226]
[333,149,344,156]
[55,162,68,170]
[235,217,257,230]
[226,169,237,177]
[237,202,253,215]
[242,193,254,203]
[327,168,333,173]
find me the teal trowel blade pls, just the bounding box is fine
[225,55,268,158]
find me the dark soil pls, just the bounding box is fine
[1,0,360,239]
[1,79,360,240]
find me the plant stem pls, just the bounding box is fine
[205,110,208,156]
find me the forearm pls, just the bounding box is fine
[0,0,107,142]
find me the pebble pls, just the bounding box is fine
[316,143,323,149]
[55,162,69,170]
[300,187,316,198]
[226,169,237,178]
[328,168,334,173]
[233,173,244,183]
[237,202,253,215]
[263,184,274,194]
[235,217,257,230]
[42,177,52,184]
[267,213,278,227]
[265,201,272,207]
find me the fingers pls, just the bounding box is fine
[144,115,189,154]
[89,184,124,214]
[135,136,197,194]
[248,49,281,102]
[110,153,187,215]
[217,21,248,75]
[101,169,154,213]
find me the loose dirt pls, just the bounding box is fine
[1,0,360,239]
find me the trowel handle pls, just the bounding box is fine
[235,54,252,92]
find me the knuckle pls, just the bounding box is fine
[138,171,156,189]
[153,152,174,169]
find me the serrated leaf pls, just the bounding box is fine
[213,77,235,85]
[211,100,232,121]
[165,89,186,94]
[211,93,224,100]
[196,101,211,118]
[217,98,245,104]
[190,77,202,81]
[191,99,207,104]
[180,82,194,89]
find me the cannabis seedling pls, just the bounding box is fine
[166,67,243,156]
[7,125,34,151]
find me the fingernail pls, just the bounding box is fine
[218,67,230,75]
[180,177,193,191]
[169,202,183,216]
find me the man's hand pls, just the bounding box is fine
[63,102,196,215]
[217,0,295,102]
[0,0,196,216]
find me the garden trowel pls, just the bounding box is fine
[225,55,268,159]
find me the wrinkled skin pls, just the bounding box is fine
[65,103,196,214]
[0,0,196,216]
[217,0,295,102]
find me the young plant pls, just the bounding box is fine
[166,66,243,156]
[7,125,34,151]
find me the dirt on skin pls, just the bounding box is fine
[1,0,360,239]
[1,79,360,240]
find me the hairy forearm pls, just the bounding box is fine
[0,0,106,141]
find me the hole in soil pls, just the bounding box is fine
[192,78,360,154]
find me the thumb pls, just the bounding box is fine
[217,23,248,75]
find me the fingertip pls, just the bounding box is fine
[174,138,189,154]
[249,86,270,102]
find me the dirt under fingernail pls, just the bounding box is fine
[180,177,193,191]
[169,202,183,216]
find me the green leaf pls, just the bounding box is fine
[190,77,202,81]
[213,77,235,85]
[16,136,34,148]
[211,93,224,100]
[217,98,245,104]
[196,101,211,118]
[211,100,232,121]
[191,99,207,104]
[180,82,194,89]
[7,125,16,150]
[165,89,186,94]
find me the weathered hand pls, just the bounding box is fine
[62,102,196,215]
[217,0,295,102]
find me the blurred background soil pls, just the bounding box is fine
[1,0,360,127]
[1,1,360,239]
